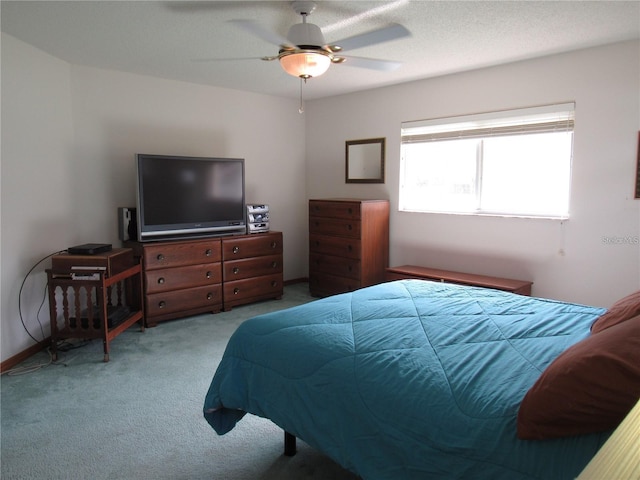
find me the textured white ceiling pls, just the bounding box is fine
[2,1,639,100]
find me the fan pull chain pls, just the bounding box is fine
[299,77,305,114]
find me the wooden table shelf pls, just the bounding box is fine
[47,249,144,362]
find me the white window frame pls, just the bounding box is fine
[399,103,575,219]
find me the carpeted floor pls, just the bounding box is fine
[1,283,360,480]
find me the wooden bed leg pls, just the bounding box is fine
[284,431,297,456]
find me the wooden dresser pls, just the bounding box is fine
[221,232,284,310]
[129,232,283,326]
[309,199,389,297]
[134,238,223,326]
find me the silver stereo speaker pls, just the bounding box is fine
[246,204,270,234]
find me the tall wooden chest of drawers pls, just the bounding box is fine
[309,199,389,297]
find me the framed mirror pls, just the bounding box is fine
[346,137,385,184]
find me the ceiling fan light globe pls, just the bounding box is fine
[280,51,331,78]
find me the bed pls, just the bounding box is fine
[203,279,640,479]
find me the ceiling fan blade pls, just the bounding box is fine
[228,19,294,49]
[339,56,403,72]
[330,23,410,52]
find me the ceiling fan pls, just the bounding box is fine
[230,0,411,81]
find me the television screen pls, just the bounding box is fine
[136,154,246,241]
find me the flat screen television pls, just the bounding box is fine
[135,154,246,242]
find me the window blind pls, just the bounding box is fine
[401,102,575,143]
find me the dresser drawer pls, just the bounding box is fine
[222,232,282,260]
[309,234,361,259]
[309,200,361,220]
[145,263,221,294]
[309,253,361,280]
[223,254,282,282]
[145,284,222,317]
[309,272,360,297]
[223,273,283,306]
[142,240,221,270]
[309,216,361,238]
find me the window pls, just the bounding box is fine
[399,103,574,219]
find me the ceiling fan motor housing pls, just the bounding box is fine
[287,22,326,49]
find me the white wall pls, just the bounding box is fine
[1,33,307,363]
[306,40,640,306]
[3,33,639,364]
[1,33,75,362]
[67,65,307,273]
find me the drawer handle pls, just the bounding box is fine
[271,261,277,268]
[158,277,165,285]
[348,208,353,214]
[207,292,213,300]
[233,246,240,254]
[270,241,277,249]
[205,249,212,257]
[157,254,164,261]
[233,288,240,295]
[233,267,240,275]
[271,280,278,287]
[206,271,213,279]
[315,241,320,247]
[347,245,353,252]
[158,301,166,309]
[347,224,353,230]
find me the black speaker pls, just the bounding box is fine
[118,207,137,241]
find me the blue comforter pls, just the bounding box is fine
[204,280,610,479]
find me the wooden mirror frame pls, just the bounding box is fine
[345,137,385,184]
[636,131,640,198]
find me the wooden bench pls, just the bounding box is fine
[385,265,533,296]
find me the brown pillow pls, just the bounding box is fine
[517,315,640,440]
[591,290,640,333]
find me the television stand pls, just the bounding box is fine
[126,231,284,326]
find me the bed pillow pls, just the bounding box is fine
[517,314,640,440]
[591,290,640,333]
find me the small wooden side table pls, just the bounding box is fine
[47,248,144,362]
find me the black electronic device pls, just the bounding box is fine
[135,154,246,242]
[118,207,137,241]
[67,243,113,255]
